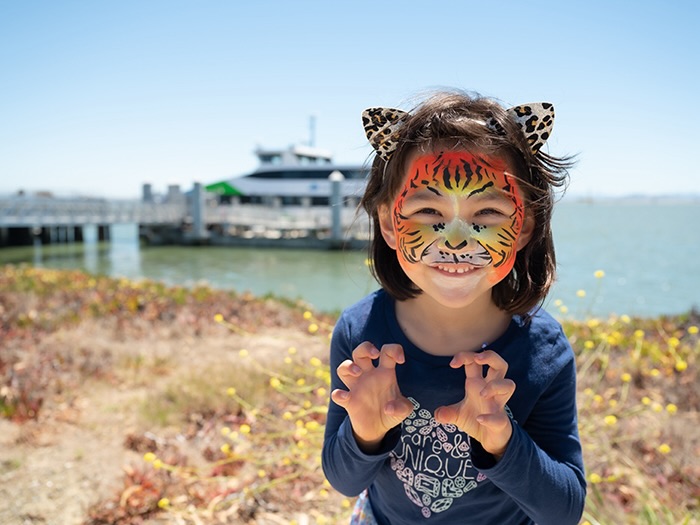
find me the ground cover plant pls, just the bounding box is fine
[0,265,698,524]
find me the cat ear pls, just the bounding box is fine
[505,103,555,154]
[361,107,409,162]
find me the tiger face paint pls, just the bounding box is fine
[391,151,526,284]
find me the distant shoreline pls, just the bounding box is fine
[561,194,700,205]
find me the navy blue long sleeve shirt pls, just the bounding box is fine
[322,290,586,524]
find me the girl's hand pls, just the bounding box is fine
[331,342,413,453]
[435,350,516,459]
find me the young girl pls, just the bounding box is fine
[322,91,586,524]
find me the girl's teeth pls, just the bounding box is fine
[437,265,471,274]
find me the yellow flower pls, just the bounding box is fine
[221,443,231,454]
[586,318,600,328]
[641,396,652,406]
[341,499,352,509]
[668,337,680,348]
[688,325,699,335]
[239,424,251,434]
[584,340,595,350]
[621,373,632,383]
[284,356,292,364]
[157,497,170,509]
[310,357,322,367]
[608,399,618,408]
[634,329,645,339]
[303,311,313,320]
[604,415,618,426]
[221,426,231,436]
[258,469,266,478]
[270,377,282,389]
[316,387,327,397]
[666,403,678,414]
[652,403,663,413]
[554,299,563,307]
[649,368,660,377]
[227,387,237,396]
[214,313,224,323]
[297,378,306,386]
[657,443,671,454]
[576,289,586,298]
[153,459,163,469]
[288,346,297,355]
[594,270,605,279]
[143,452,157,463]
[559,305,569,314]
[589,473,602,484]
[239,349,249,358]
[319,488,329,498]
[308,323,319,334]
[583,388,594,396]
[620,314,631,324]
[675,360,688,372]
[305,420,320,431]
[593,394,603,403]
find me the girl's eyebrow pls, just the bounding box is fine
[468,191,512,203]
[403,187,444,203]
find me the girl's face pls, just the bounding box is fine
[379,150,533,309]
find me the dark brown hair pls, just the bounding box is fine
[360,90,575,316]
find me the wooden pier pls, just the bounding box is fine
[0,181,370,249]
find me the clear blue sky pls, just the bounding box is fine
[1,0,698,199]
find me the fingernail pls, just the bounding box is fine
[351,364,362,374]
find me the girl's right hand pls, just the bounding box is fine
[331,342,413,453]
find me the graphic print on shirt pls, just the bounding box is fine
[389,397,512,519]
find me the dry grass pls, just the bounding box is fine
[0,265,698,524]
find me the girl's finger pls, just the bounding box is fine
[378,343,405,369]
[352,341,380,371]
[384,396,413,419]
[434,403,460,426]
[475,412,511,432]
[331,388,351,408]
[475,350,509,382]
[450,351,481,379]
[336,359,362,389]
[480,379,516,405]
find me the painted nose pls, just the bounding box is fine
[441,218,472,251]
[443,239,468,250]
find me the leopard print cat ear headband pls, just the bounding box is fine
[361,102,555,162]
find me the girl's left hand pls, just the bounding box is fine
[434,350,516,459]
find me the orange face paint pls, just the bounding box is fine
[392,151,525,283]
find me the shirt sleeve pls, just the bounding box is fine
[471,355,587,525]
[321,313,401,496]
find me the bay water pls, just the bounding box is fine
[1,200,698,319]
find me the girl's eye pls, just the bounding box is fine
[475,208,505,217]
[415,207,442,216]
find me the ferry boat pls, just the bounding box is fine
[205,144,368,206]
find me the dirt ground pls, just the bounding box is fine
[0,319,329,525]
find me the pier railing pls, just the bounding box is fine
[204,203,369,236]
[0,197,187,227]
[0,193,370,247]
